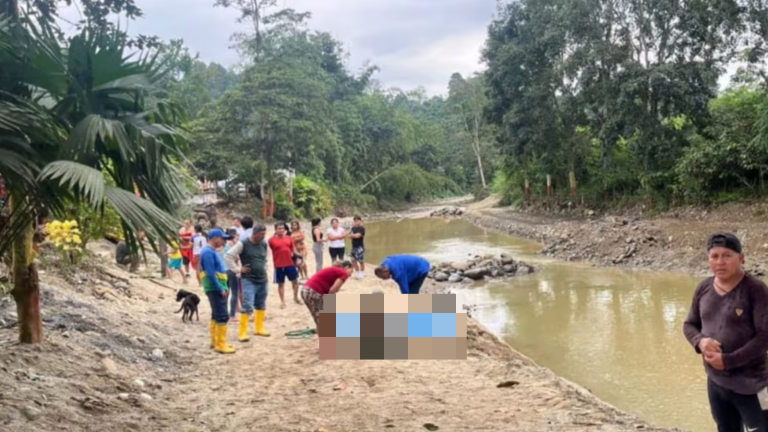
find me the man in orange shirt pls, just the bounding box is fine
[268,222,301,308]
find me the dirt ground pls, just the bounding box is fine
[0,221,681,432]
[457,196,768,278]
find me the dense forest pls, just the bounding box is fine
[3,0,768,343]
[164,0,496,219]
[484,0,768,208]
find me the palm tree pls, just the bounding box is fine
[0,11,190,343]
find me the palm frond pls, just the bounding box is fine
[104,186,180,246]
[63,114,134,162]
[38,160,105,207]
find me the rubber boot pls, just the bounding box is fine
[209,320,216,349]
[215,324,236,354]
[238,313,250,342]
[254,309,270,337]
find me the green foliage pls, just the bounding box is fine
[293,175,332,218]
[483,0,768,208]
[0,4,190,258]
[61,199,122,247]
[375,164,461,203]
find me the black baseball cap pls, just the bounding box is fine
[706,232,742,254]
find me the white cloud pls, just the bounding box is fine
[57,0,497,96]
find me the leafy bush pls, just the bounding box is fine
[293,175,333,218]
[61,200,122,247]
[45,220,84,265]
[374,164,461,203]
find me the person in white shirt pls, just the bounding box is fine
[239,216,254,240]
[192,224,208,287]
[232,217,246,238]
[326,218,348,263]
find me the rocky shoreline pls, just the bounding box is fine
[440,200,768,278]
[428,252,535,284]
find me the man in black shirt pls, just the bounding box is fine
[684,232,768,432]
[350,216,366,279]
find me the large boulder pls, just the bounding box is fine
[464,267,490,280]
[516,264,534,275]
[500,253,515,265]
[448,273,463,283]
[502,264,517,274]
[433,272,450,282]
[451,262,470,272]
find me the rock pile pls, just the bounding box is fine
[428,253,534,284]
[430,206,465,217]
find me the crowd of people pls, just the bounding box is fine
[112,207,768,431]
[159,213,432,356]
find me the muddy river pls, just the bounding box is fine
[363,217,710,432]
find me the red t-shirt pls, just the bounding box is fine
[268,235,294,268]
[306,267,349,295]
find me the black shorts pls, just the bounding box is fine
[182,255,190,265]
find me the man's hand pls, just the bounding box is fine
[240,265,250,274]
[705,351,725,370]
[221,290,227,298]
[699,338,722,355]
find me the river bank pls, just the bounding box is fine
[420,195,768,278]
[0,222,682,431]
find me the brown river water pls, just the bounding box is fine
[361,217,711,432]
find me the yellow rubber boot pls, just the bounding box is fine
[238,313,250,342]
[209,320,216,349]
[254,310,270,337]
[215,324,236,354]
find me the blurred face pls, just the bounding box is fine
[291,222,299,231]
[234,218,242,228]
[184,220,192,229]
[354,219,362,227]
[251,230,266,243]
[344,267,353,277]
[708,247,744,280]
[230,233,239,243]
[276,224,286,236]
[211,236,226,248]
[376,268,391,280]
[332,220,339,229]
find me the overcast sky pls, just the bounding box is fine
[60,0,497,96]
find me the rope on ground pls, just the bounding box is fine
[285,328,317,339]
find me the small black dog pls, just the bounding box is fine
[175,289,200,323]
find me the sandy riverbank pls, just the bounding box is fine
[0,219,683,431]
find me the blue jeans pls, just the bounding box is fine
[227,271,240,318]
[241,278,268,313]
[206,290,229,324]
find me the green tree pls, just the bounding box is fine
[0,5,188,343]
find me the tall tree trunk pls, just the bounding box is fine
[474,148,487,189]
[10,195,42,344]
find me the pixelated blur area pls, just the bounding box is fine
[318,293,467,360]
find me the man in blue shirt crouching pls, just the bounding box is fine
[374,254,431,294]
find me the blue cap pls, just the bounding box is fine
[208,228,231,240]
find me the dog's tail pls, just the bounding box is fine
[175,305,184,314]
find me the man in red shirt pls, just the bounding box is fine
[268,222,300,308]
[301,261,354,330]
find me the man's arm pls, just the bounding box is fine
[224,242,243,273]
[394,270,409,294]
[200,251,224,292]
[683,284,705,353]
[723,284,768,370]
